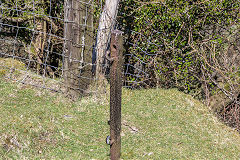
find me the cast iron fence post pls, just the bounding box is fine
[109,29,123,160]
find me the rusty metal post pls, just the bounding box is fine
[109,29,124,160]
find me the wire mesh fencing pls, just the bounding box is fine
[1,0,240,154]
[0,0,152,100]
[0,0,239,106]
[0,0,104,99]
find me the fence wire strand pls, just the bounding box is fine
[0,0,152,97]
[0,0,239,106]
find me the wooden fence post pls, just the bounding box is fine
[109,29,123,160]
[64,0,93,98]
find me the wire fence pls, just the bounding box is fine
[0,0,70,92]
[0,0,153,99]
[1,0,240,157]
[1,1,95,96]
[0,0,239,114]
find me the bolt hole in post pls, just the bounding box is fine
[108,29,124,160]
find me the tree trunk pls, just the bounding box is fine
[94,0,120,78]
[64,0,93,98]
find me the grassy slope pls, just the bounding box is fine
[0,79,240,159]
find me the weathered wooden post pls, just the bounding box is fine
[64,0,93,98]
[109,29,123,160]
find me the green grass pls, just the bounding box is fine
[0,58,25,77]
[1,78,240,159]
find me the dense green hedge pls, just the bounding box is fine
[118,0,239,98]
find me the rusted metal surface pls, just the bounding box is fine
[109,29,124,160]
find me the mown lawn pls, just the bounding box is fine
[0,78,240,159]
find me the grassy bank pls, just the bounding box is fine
[0,78,240,159]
